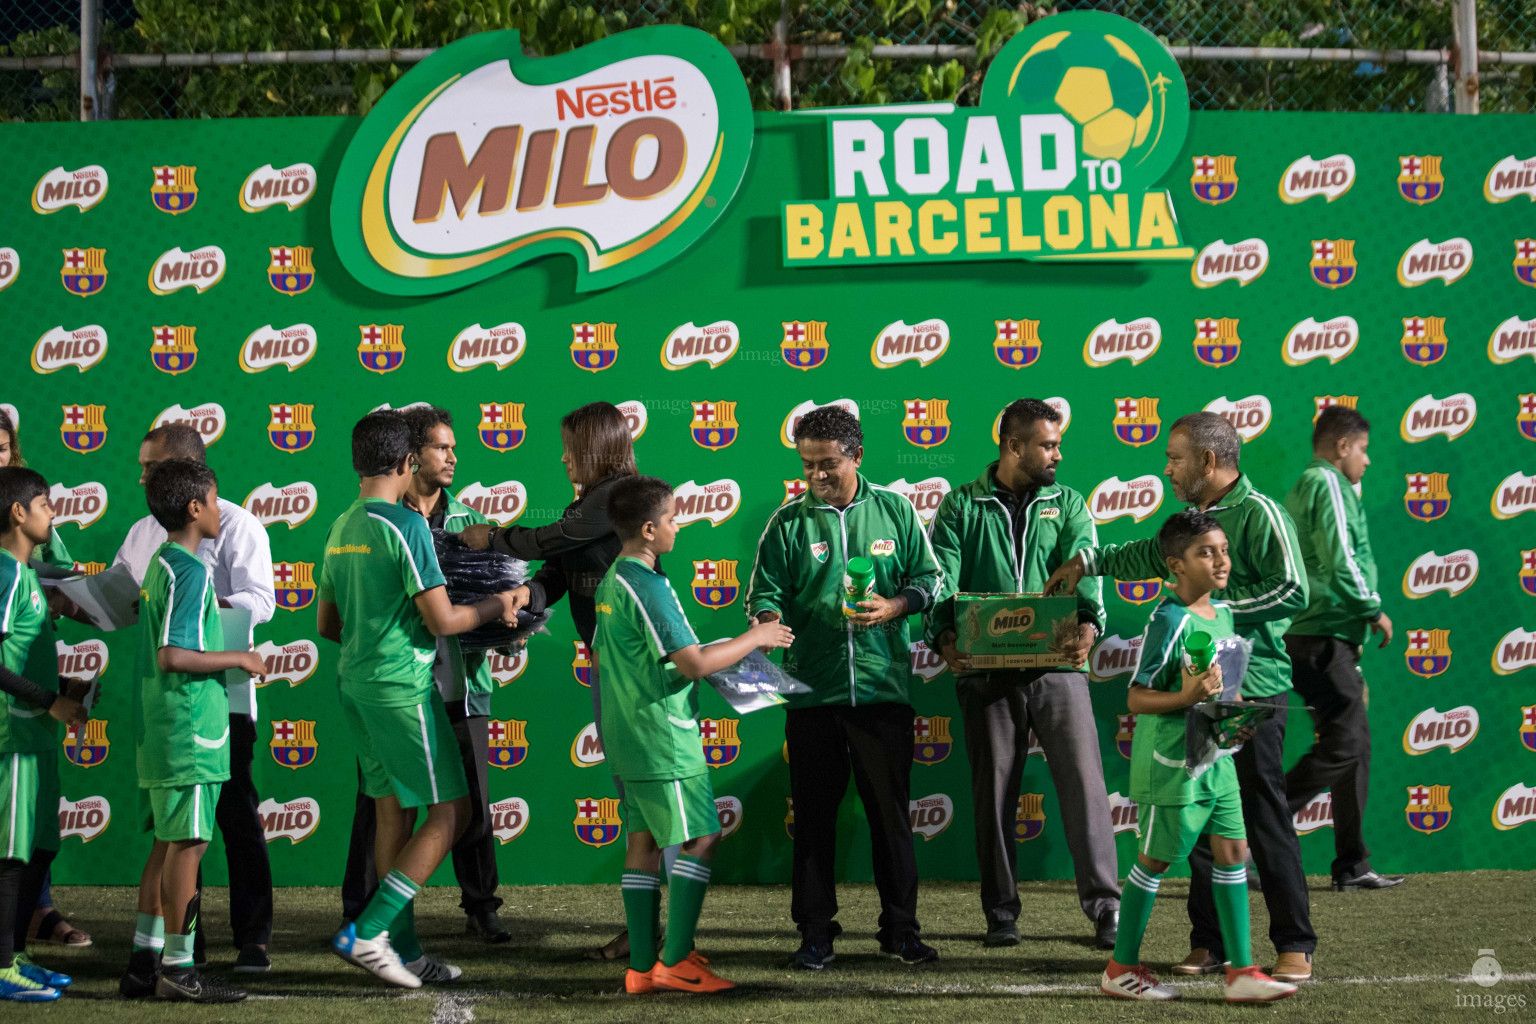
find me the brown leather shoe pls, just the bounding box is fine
[1269,952,1313,981]
[1172,948,1228,975]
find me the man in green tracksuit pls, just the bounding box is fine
[1046,411,1317,982]
[924,398,1121,950]
[747,405,943,970]
[1282,405,1403,893]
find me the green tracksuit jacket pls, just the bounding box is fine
[1283,457,1381,646]
[1079,473,1308,698]
[746,475,944,709]
[923,464,1106,650]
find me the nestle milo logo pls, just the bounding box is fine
[988,606,1037,637]
[332,27,753,294]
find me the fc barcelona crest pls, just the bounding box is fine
[1406,628,1452,678]
[268,246,315,295]
[1520,393,1536,441]
[1521,550,1536,598]
[150,325,198,375]
[1115,714,1136,760]
[61,247,107,296]
[994,319,1042,368]
[60,404,107,453]
[1314,395,1358,422]
[63,719,109,767]
[913,715,952,765]
[1190,155,1238,205]
[1401,316,1448,365]
[1310,238,1356,288]
[691,559,740,608]
[1116,578,1162,604]
[571,640,592,687]
[570,322,618,372]
[781,321,829,370]
[1398,155,1443,204]
[1113,397,1160,447]
[268,403,316,452]
[1193,317,1241,366]
[1404,472,1451,522]
[1521,706,1536,753]
[358,324,405,373]
[1405,784,1452,834]
[1015,793,1046,842]
[270,719,317,769]
[478,402,526,452]
[574,797,622,847]
[488,719,528,768]
[783,479,807,504]
[902,398,949,449]
[151,165,198,214]
[273,561,316,611]
[690,400,739,451]
[1515,239,1536,287]
[701,718,740,768]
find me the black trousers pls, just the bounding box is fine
[786,702,920,944]
[1283,635,1374,879]
[341,713,502,921]
[194,715,274,956]
[1187,696,1317,957]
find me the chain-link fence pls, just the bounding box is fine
[3,0,1535,121]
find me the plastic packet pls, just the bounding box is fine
[432,528,546,650]
[1184,633,1259,779]
[701,647,810,714]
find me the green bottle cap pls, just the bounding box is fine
[1185,630,1215,672]
[846,556,874,579]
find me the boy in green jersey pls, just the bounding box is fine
[0,468,88,1003]
[1100,510,1295,1004]
[594,476,793,995]
[321,413,521,989]
[122,460,267,1004]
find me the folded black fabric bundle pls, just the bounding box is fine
[432,528,550,651]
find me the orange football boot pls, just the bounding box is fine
[624,968,653,994]
[651,952,735,993]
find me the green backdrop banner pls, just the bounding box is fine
[3,109,1534,888]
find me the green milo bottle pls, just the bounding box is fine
[843,557,876,617]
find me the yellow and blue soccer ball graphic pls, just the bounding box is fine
[1007,30,1154,161]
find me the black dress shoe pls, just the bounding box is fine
[984,923,1021,947]
[467,910,512,943]
[791,937,835,970]
[1093,908,1119,950]
[880,934,939,965]
[1333,870,1406,891]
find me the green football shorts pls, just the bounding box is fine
[621,774,718,848]
[138,782,222,842]
[341,690,468,809]
[0,752,60,859]
[1140,788,1246,863]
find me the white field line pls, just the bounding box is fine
[430,994,476,1023]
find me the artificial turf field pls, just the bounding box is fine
[32,871,1535,1022]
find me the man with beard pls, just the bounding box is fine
[926,398,1120,949]
[1045,412,1316,982]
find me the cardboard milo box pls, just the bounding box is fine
[956,593,1081,669]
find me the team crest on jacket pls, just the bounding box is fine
[784,797,796,840]
[691,560,739,608]
[809,541,828,563]
[781,320,829,370]
[1494,628,1536,674]
[1486,155,1536,202]
[61,247,107,296]
[1310,239,1356,288]
[273,561,316,611]
[60,404,107,453]
[1191,239,1268,288]
[1406,784,1452,834]
[871,319,948,368]
[268,403,316,452]
[1406,630,1452,678]
[270,719,318,768]
[1521,551,1536,598]
[357,324,405,373]
[994,319,1041,368]
[1493,783,1536,830]
[902,398,949,448]
[488,719,528,768]
[1084,317,1161,366]
[33,165,108,213]
[690,400,738,450]
[241,162,317,212]
[1519,240,1536,288]
[1115,714,1137,759]
[1521,706,1536,752]
[574,797,622,847]
[1401,316,1448,365]
[1400,393,1476,443]
[1113,397,1160,447]
[570,322,618,371]
[268,246,315,295]
[1116,579,1162,605]
[150,165,198,214]
[150,325,197,375]
[1190,154,1237,204]
[661,321,738,370]
[1403,549,1478,598]
[1015,793,1046,842]
[1489,315,1536,363]
[478,402,526,451]
[1398,155,1443,204]
[783,479,808,503]
[701,718,740,768]
[571,640,592,687]
[62,719,109,767]
[1397,237,1472,287]
[32,325,107,374]
[1205,395,1272,442]
[148,246,226,295]
[913,715,952,765]
[1279,154,1355,203]
[1314,394,1358,422]
[1193,317,1241,366]
[1404,472,1451,522]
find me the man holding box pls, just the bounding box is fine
[925,398,1120,949]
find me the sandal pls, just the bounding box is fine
[582,929,630,961]
[30,909,92,948]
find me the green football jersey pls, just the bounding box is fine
[319,497,447,707]
[1128,594,1239,807]
[0,548,60,754]
[135,542,229,787]
[593,556,706,782]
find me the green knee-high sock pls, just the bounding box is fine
[1112,864,1162,965]
[621,870,662,971]
[355,870,420,942]
[163,932,194,969]
[1211,864,1252,968]
[660,855,711,967]
[132,913,165,954]
[390,901,422,962]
